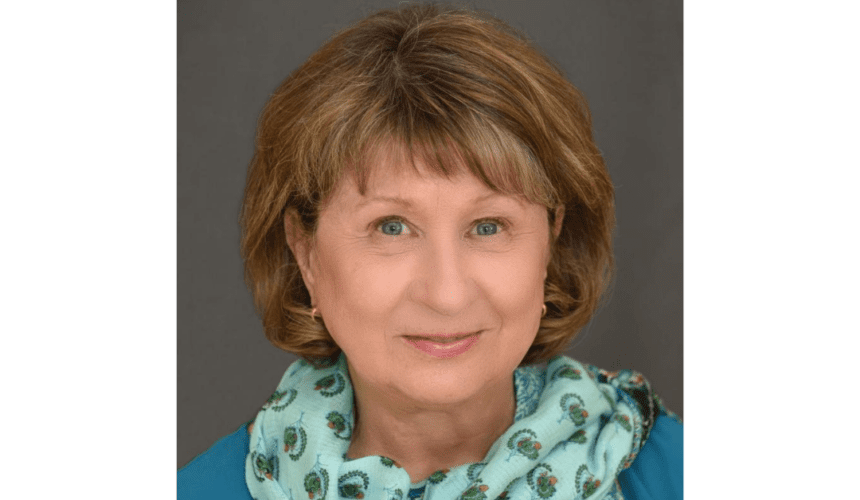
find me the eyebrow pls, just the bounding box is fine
[354,196,413,210]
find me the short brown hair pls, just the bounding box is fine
[240,3,614,366]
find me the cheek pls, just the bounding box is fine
[467,255,544,370]
[480,243,548,301]
[472,248,547,332]
[313,248,412,339]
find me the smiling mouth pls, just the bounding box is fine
[403,332,480,343]
[403,332,482,359]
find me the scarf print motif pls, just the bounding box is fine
[245,355,660,500]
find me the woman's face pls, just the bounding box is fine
[291,153,557,406]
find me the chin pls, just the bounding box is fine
[389,360,500,406]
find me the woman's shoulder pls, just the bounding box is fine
[618,411,683,500]
[178,422,254,500]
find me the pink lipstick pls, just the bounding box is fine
[404,332,480,358]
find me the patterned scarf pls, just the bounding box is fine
[245,354,659,500]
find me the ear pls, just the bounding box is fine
[284,209,317,304]
[552,205,565,240]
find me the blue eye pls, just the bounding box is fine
[474,222,498,236]
[379,220,405,236]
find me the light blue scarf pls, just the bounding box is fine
[246,355,658,499]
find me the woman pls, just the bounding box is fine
[179,4,682,499]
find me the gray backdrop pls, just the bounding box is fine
[178,0,682,468]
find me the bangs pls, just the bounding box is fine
[317,101,561,212]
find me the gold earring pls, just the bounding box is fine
[541,304,547,318]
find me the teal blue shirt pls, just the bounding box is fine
[178,413,682,499]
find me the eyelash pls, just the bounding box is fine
[373,216,507,237]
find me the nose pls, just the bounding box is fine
[411,236,473,316]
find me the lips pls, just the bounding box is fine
[403,332,481,358]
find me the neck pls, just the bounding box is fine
[346,367,517,483]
